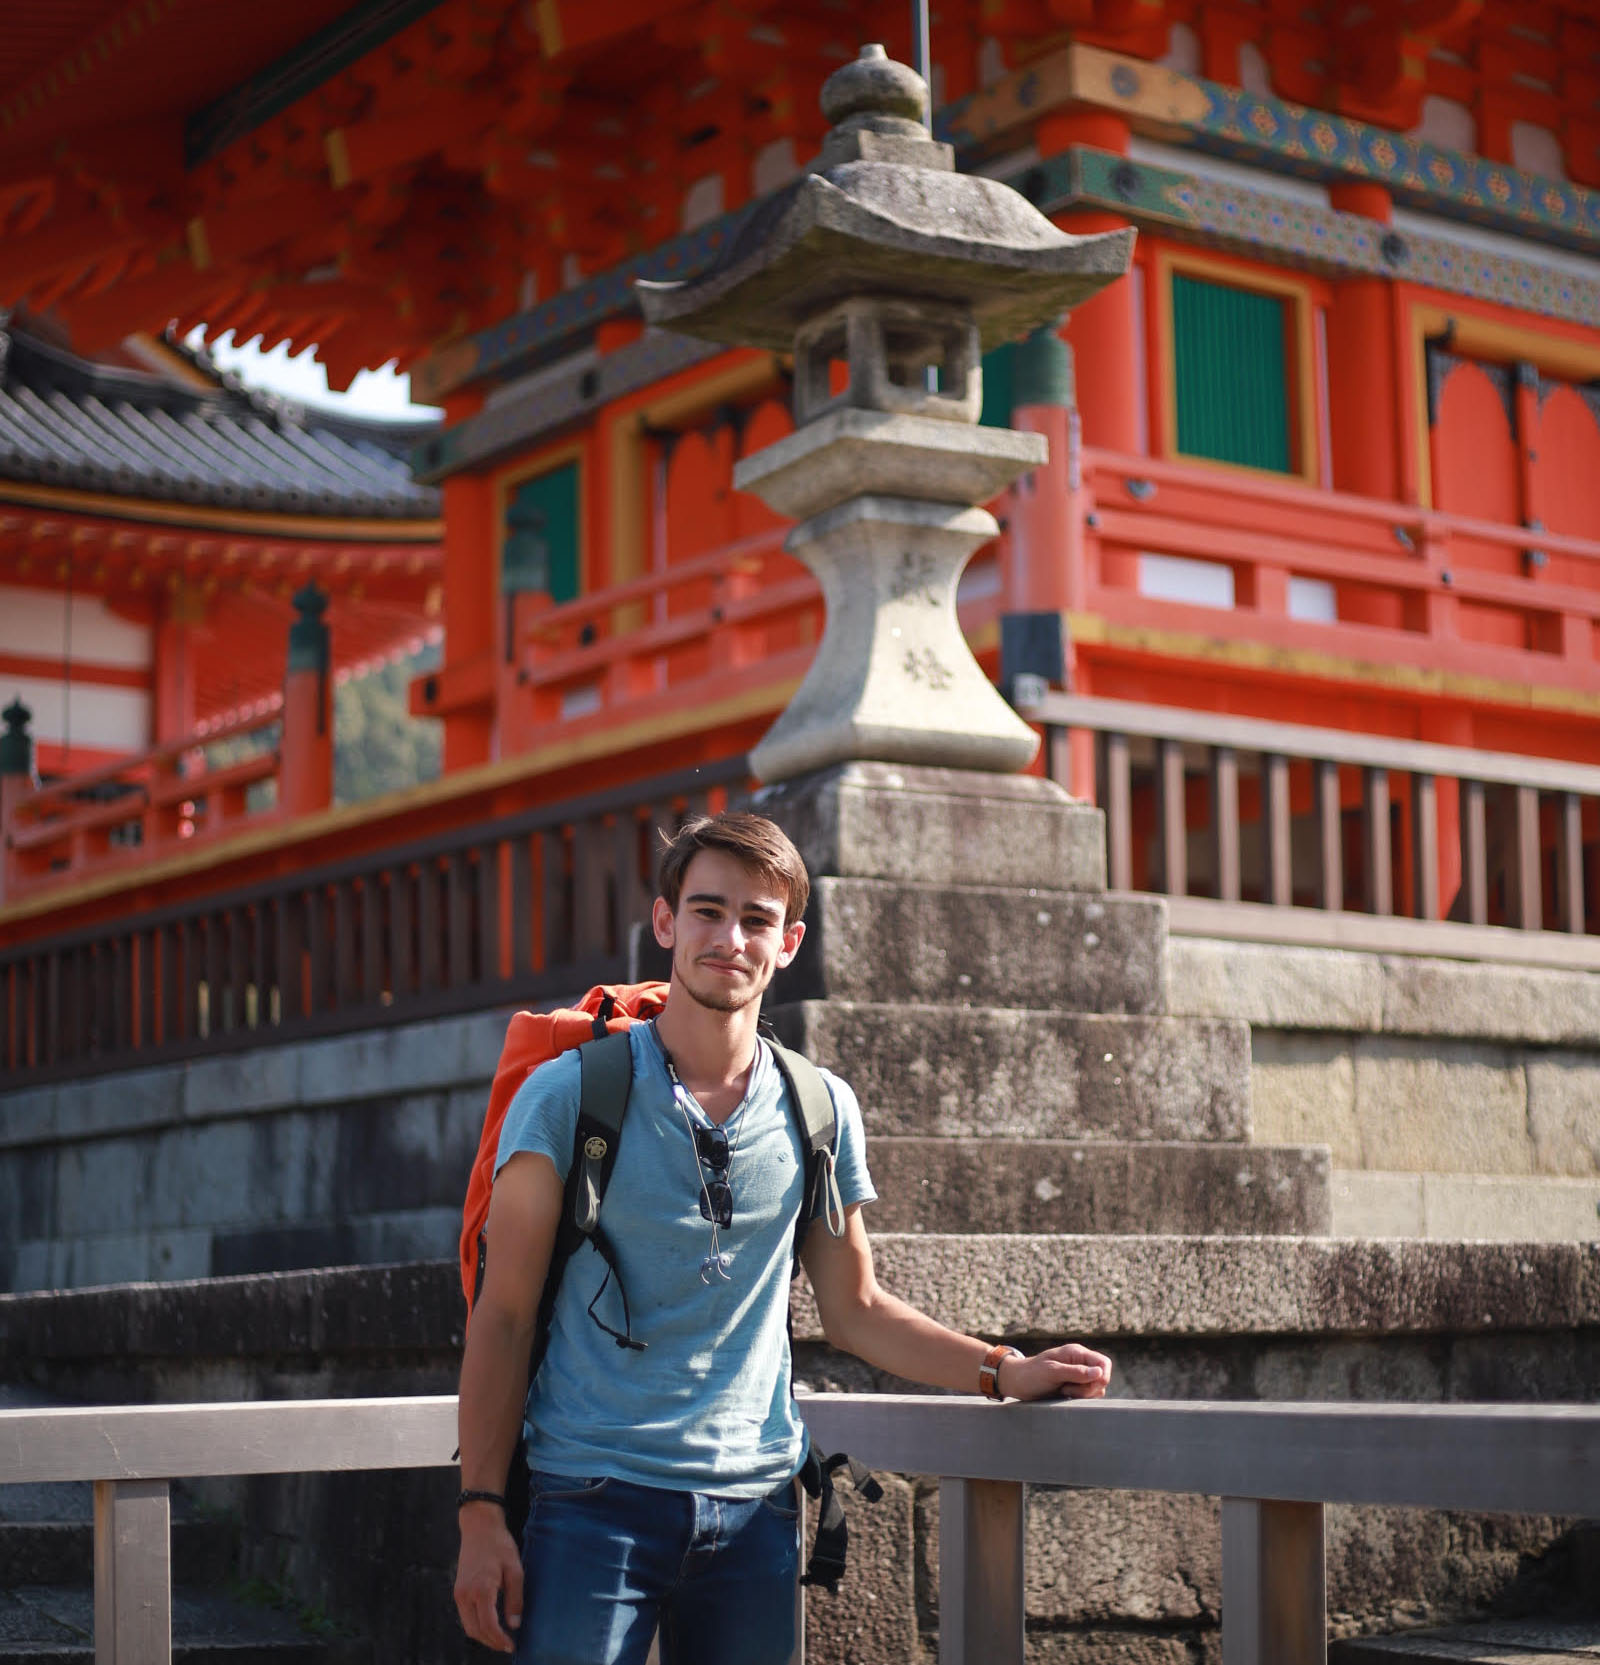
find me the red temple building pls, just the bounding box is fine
[1,0,1599,1071]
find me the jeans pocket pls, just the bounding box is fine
[758,1479,801,1521]
[528,1471,611,1503]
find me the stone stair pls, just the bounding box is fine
[0,1395,361,1665]
[1332,1621,1600,1661]
[763,761,1329,1242]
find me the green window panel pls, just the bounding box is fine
[1172,274,1293,474]
[979,341,1015,428]
[504,461,580,603]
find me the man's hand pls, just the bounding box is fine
[1000,1343,1113,1401]
[454,1504,524,1653]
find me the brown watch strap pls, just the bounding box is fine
[978,1343,1022,1401]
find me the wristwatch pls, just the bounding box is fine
[978,1344,1023,1401]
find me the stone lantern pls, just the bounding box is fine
[637,44,1132,784]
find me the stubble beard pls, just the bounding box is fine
[675,946,767,1015]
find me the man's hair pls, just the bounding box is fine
[657,811,810,927]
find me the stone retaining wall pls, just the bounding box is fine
[1170,939,1600,1239]
[2,1245,1593,1665]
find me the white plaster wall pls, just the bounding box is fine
[0,585,151,668]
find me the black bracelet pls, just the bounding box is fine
[457,1488,507,1511]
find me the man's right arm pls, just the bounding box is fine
[453,1149,563,1653]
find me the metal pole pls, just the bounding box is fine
[912,0,931,120]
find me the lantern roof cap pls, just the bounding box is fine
[636,45,1133,354]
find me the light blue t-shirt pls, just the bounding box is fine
[494,1022,875,1498]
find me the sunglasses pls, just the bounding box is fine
[695,1124,733,1230]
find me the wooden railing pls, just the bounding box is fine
[1080,450,1600,689]
[2,1393,1595,1665]
[4,707,285,895]
[1023,689,1600,967]
[0,758,748,1084]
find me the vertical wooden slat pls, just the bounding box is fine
[1155,738,1187,898]
[204,915,224,1039]
[543,829,571,970]
[417,860,441,993]
[276,894,303,1024]
[477,844,501,985]
[1104,732,1133,891]
[1461,779,1488,925]
[573,816,612,958]
[304,890,327,1016]
[1558,792,1585,934]
[1220,1497,1326,1665]
[447,852,472,987]
[939,1478,1025,1665]
[160,925,181,1044]
[252,903,271,1029]
[1211,746,1241,903]
[1511,783,1542,930]
[615,810,652,935]
[137,931,157,1047]
[389,869,413,1001]
[510,838,535,976]
[1314,759,1343,913]
[1262,752,1292,908]
[1412,774,1440,922]
[1363,767,1393,917]
[111,934,131,1053]
[361,876,385,1002]
[334,883,359,1008]
[227,908,250,1033]
[94,1479,172,1665]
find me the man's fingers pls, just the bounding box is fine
[504,1557,524,1630]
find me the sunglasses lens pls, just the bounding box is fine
[699,1181,733,1229]
[696,1126,730,1171]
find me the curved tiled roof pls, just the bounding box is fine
[0,325,441,519]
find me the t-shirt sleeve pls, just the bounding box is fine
[816,1069,876,1214]
[494,1048,583,1182]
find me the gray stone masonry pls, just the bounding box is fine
[1169,937,1600,1239]
[2,1250,1595,1665]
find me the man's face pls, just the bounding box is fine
[651,849,805,1015]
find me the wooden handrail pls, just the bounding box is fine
[1,1394,1594,1665]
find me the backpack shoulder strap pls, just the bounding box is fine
[572,1027,634,1234]
[766,1037,839,1268]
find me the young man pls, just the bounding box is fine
[455,812,1112,1665]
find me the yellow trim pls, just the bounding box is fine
[186,217,211,272]
[1409,302,1600,511]
[535,0,562,56]
[0,483,439,542]
[1154,247,1321,485]
[1067,612,1600,717]
[0,678,797,928]
[326,129,352,190]
[608,411,646,611]
[638,354,782,429]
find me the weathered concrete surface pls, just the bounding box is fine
[1333,1172,1600,1242]
[771,1002,1249,1142]
[755,760,1106,891]
[864,1139,1329,1234]
[1332,1620,1600,1661]
[793,1235,1600,1342]
[776,879,1168,1012]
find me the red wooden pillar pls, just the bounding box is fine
[153,585,202,744]
[1007,322,1076,615]
[0,697,37,906]
[1326,185,1400,502]
[440,388,496,771]
[279,585,334,819]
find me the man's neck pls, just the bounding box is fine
[653,989,762,1101]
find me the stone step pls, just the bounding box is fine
[0,1514,239,1588]
[863,1138,1330,1234]
[776,879,1167,1013]
[1330,1619,1600,1661]
[770,1001,1250,1141]
[1332,1171,1600,1241]
[0,1586,357,1665]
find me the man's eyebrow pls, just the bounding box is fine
[684,891,782,920]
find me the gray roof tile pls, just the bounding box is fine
[0,324,440,520]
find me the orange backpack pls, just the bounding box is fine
[459,981,670,1319]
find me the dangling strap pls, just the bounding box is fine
[797,1448,884,1594]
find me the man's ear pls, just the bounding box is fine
[652,896,676,949]
[776,918,805,968]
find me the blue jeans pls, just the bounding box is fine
[516,1470,800,1665]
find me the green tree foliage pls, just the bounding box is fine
[333,644,442,806]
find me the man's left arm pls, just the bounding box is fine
[800,1208,1111,1401]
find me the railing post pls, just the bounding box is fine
[1221,1497,1325,1665]
[94,1479,171,1665]
[280,583,334,819]
[0,697,37,907]
[939,1477,1025,1665]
